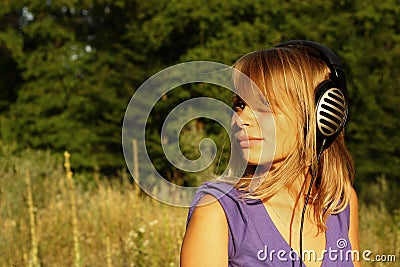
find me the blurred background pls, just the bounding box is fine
[0,0,399,266]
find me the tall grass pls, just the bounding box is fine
[0,148,187,266]
[0,147,398,266]
[64,151,81,267]
[25,170,40,267]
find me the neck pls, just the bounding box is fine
[272,167,315,211]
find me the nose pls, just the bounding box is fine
[231,106,253,129]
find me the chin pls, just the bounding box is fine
[238,146,275,166]
[246,156,273,167]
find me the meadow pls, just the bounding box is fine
[1,147,399,266]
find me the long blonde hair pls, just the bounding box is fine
[227,46,354,230]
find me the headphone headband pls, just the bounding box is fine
[275,40,346,87]
[276,40,342,67]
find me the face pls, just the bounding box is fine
[231,95,297,170]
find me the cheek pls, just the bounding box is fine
[276,117,298,149]
[257,114,276,139]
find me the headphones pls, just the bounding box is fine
[275,40,349,151]
[275,41,349,267]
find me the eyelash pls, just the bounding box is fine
[232,96,274,114]
[232,96,246,111]
[232,100,246,111]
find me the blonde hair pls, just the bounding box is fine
[227,47,354,230]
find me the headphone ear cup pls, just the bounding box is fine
[315,80,348,149]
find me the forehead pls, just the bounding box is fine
[232,81,270,112]
[233,48,304,114]
[232,56,273,111]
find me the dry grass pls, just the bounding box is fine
[0,149,187,267]
[0,148,398,266]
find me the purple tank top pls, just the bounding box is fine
[187,182,354,266]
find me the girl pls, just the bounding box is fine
[180,40,360,267]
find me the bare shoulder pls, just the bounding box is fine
[188,194,227,225]
[350,187,358,208]
[348,186,359,231]
[180,194,229,267]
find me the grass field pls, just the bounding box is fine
[0,148,398,266]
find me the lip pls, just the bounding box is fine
[237,135,264,148]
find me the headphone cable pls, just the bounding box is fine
[299,140,325,267]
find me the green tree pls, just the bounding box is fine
[0,1,138,172]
